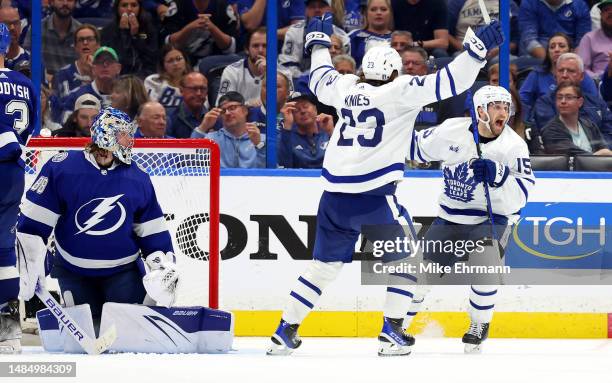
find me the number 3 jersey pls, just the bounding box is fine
[410,117,536,225]
[0,68,37,164]
[308,47,486,194]
[17,151,174,276]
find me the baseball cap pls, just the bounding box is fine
[599,0,612,8]
[287,92,317,104]
[305,0,331,6]
[93,46,119,62]
[75,93,101,111]
[217,91,245,107]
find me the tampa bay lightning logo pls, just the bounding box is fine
[443,163,477,203]
[74,195,127,236]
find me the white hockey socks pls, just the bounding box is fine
[282,260,342,325]
[468,285,498,323]
[402,285,431,331]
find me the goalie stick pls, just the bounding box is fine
[35,280,117,355]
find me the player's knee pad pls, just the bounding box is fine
[36,304,95,354]
[100,303,234,354]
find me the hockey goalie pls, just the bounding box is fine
[15,108,233,354]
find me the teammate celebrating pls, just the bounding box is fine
[268,14,504,356]
[406,86,535,353]
[0,22,37,354]
[16,108,179,327]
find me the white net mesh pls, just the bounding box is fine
[24,139,219,307]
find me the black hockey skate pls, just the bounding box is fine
[267,319,302,355]
[462,322,489,354]
[0,300,22,354]
[378,317,415,356]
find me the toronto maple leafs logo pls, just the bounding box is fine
[443,163,477,203]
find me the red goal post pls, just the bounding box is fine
[25,138,220,309]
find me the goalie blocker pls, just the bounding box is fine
[37,303,234,354]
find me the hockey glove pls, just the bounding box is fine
[463,20,503,62]
[304,12,333,57]
[16,232,48,301]
[142,251,180,308]
[470,158,509,187]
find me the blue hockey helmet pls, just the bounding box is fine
[90,107,136,164]
[0,23,10,56]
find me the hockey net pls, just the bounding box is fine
[24,138,220,309]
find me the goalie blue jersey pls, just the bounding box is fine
[0,68,37,164]
[18,151,173,276]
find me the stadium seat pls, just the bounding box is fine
[529,155,570,171]
[573,155,612,172]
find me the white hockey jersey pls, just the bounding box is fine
[279,20,350,78]
[410,117,535,224]
[144,74,183,113]
[308,47,486,193]
[216,58,263,105]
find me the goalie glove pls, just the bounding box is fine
[463,20,503,62]
[142,251,180,308]
[16,232,48,301]
[304,12,333,57]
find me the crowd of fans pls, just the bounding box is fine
[4,0,612,169]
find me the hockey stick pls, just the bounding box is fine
[467,90,497,243]
[35,280,117,355]
[478,0,491,24]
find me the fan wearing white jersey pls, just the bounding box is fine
[268,13,504,356]
[405,86,535,353]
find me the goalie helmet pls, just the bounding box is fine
[91,107,136,165]
[0,23,10,56]
[472,85,512,131]
[361,45,402,81]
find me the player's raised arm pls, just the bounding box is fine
[397,21,504,108]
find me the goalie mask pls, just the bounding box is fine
[472,85,512,135]
[361,45,402,81]
[0,23,10,56]
[91,107,136,164]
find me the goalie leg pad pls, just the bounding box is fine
[100,303,234,354]
[36,304,96,354]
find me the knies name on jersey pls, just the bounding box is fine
[0,82,30,99]
[345,94,370,107]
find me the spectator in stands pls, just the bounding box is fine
[40,86,63,135]
[542,83,612,155]
[278,0,350,79]
[145,44,191,116]
[329,35,346,58]
[52,24,100,100]
[236,0,304,42]
[448,0,520,57]
[100,0,159,77]
[488,63,518,90]
[531,53,612,146]
[390,30,413,53]
[577,0,612,81]
[519,34,598,120]
[344,0,364,32]
[54,93,101,137]
[73,0,113,19]
[348,0,394,69]
[391,0,449,57]
[135,101,173,138]
[0,5,30,70]
[168,71,209,138]
[111,75,149,119]
[216,27,266,105]
[23,0,81,75]
[245,71,292,135]
[519,0,591,59]
[160,0,239,65]
[59,46,121,123]
[192,92,266,168]
[277,93,333,168]
[600,53,612,107]
[333,54,356,75]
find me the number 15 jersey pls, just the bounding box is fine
[308,47,485,194]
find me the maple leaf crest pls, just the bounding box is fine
[443,162,477,203]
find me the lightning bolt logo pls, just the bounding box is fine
[75,195,127,236]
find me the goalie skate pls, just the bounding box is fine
[267,319,302,356]
[462,322,489,354]
[378,317,414,357]
[0,300,21,354]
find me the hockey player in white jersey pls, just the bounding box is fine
[406,85,535,353]
[268,13,504,356]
